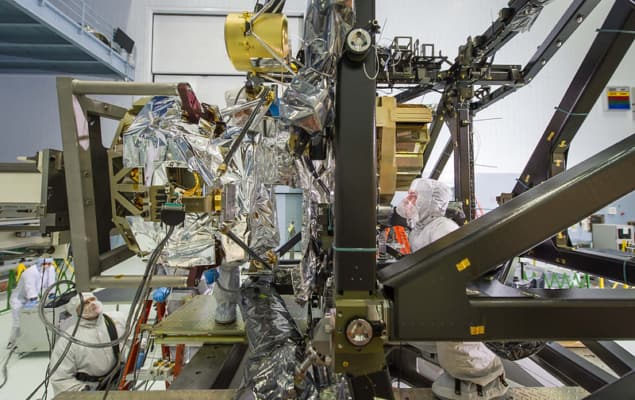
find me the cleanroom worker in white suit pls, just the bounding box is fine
[8,257,56,348]
[396,178,508,400]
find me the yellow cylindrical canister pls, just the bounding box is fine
[225,12,289,73]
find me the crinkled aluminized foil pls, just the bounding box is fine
[248,184,280,257]
[237,278,317,400]
[126,214,216,267]
[279,71,330,134]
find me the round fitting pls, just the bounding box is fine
[345,28,372,61]
[345,318,373,347]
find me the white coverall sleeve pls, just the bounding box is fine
[45,266,57,291]
[22,268,41,300]
[50,339,86,394]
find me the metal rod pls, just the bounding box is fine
[90,275,188,289]
[275,232,302,257]
[71,80,180,96]
[220,87,271,172]
[220,226,272,270]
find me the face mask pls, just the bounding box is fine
[80,299,103,320]
[396,191,419,225]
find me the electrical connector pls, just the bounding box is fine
[160,203,185,227]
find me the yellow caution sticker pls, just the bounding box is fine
[456,258,471,272]
[470,325,485,336]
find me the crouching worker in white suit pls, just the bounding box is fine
[396,178,508,400]
[50,293,126,395]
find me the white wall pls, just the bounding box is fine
[0,0,633,175]
[377,0,635,181]
[125,0,307,83]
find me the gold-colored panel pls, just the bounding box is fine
[376,96,432,200]
[225,12,289,73]
[150,295,245,344]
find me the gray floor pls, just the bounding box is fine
[0,256,147,399]
[2,255,635,399]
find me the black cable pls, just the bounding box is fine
[0,347,17,389]
[25,287,85,400]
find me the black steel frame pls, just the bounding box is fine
[379,134,635,341]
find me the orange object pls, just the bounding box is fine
[384,226,411,255]
[118,299,154,390]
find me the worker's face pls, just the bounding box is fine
[41,260,53,268]
[77,296,102,320]
[396,190,419,221]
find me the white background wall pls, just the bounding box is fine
[0,0,633,191]
[377,0,635,210]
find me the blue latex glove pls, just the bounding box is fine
[204,269,219,285]
[268,98,280,118]
[24,299,38,309]
[152,287,170,303]
[136,350,146,369]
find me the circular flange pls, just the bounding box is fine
[345,318,374,347]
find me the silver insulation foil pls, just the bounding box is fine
[237,278,317,400]
[122,96,216,186]
[279,71,331,134]
[303,0,354,75]
[485,341,547,361]
[508,0,553,33]
[120,92,288,267]
[126,214,216,267]
[274,0,350,302]
[121,96,219,267]
[279,0,353,134]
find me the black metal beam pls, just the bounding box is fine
[522,0,602,82]
[449,104,475,220]
[582,340,635,377]
[472,0,550,63]
[532,343,616,393]
[334,0,378,294]
[394,83,434,104]
[513,0,635,196]
[169,344,247,390]
[428,137,453,180]
[526,240,635,285]
[379,134,635,340]
[420,91,448,171]
[584,370,635,399]
[473,0,602,112]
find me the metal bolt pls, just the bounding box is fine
[541,59,546,66]
[556,40,562,48]
[337,344,344,349]
[85,199,93,206]
[576,15,584,23]
[342,361,349,368]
